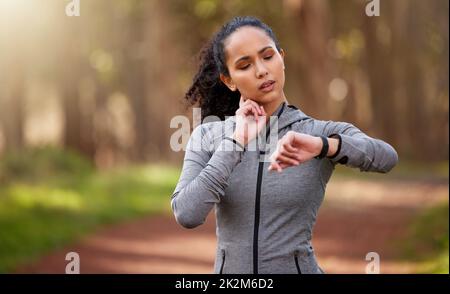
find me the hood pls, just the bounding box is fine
[276,103,310,131]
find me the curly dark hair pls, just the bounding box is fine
[185,16,282,120]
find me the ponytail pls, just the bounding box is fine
[185,39,240,120]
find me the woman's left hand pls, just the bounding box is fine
[268,131,323,172]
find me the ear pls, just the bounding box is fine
[279,48,286,69]
[219,73,237,91]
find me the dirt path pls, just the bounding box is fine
[15,179,448,274]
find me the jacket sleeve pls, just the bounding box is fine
[170,124,243,229]
[313,120,398,173]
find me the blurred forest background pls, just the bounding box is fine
[0,0,448,274]
[0,0,448,164]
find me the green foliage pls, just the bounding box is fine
[0,148,180,273]
[0,147,94,184]
[401,201,449,274]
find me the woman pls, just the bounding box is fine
[171,16,398,274]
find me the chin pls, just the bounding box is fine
[256,92,280,104]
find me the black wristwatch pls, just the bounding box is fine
[314,135,329,159]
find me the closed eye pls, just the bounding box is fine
[239,64,250,70]
[238,55,273,70]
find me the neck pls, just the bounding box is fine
[262,91,288,118]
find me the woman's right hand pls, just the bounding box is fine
[233,96,267,146]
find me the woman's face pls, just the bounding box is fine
[220,26,285,105]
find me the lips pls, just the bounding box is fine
[259,80,275,90]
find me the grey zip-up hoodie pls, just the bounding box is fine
[171,102,398,274]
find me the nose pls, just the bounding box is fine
[255,60,268,79]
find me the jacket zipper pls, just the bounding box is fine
[219,250,225,274]
[252,102,286,274]
[294,253,302,274]
[253,156,265,274]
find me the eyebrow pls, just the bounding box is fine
[234,46,273,65]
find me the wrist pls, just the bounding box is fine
[326,138,339,157]
[232,133,246,147]
[314,135,329,159]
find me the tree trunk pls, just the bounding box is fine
[1,58,25,151]
[294,0,335,119]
